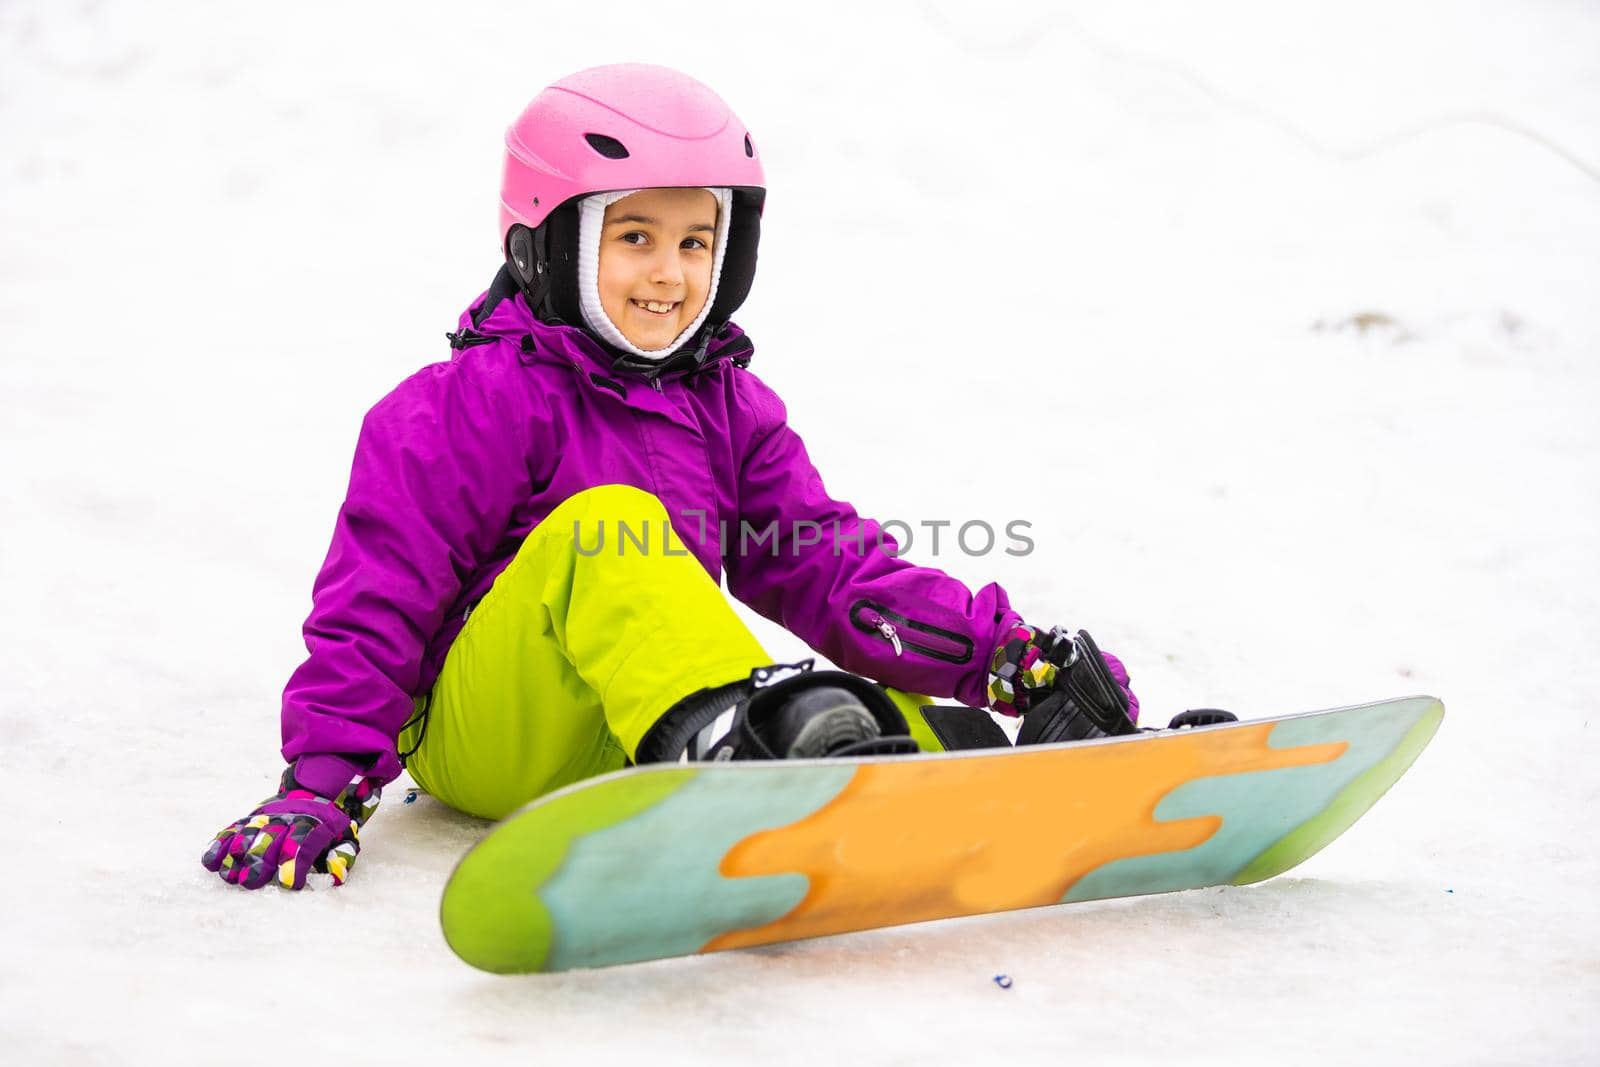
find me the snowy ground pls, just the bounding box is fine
[3,1,1597,1063]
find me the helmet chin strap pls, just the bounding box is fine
[610,320,723,381]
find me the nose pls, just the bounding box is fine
[648,247,685,288]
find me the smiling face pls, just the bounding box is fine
[597,187,719,352]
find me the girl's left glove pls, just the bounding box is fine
[201,761,382,890]
[986,622,1141,727]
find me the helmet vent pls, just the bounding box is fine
[583,133,631,160]
[743,133,755,158]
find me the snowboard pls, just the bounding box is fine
[440,695,1443,973]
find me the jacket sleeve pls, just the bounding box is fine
[724,377,1019,708]
[279,355,534,785]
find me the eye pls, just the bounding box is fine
[682,236,709,251]
[619,231,648,246]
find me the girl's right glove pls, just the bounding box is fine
[201,760,382,890]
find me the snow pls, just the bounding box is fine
[2,0,1597,1062]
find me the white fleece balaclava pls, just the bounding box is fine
[577,187,733,361]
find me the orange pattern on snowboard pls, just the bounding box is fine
[704,724,1345,951]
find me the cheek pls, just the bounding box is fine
[689,257,714,297]
[596,255,630,310]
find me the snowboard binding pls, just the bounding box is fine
[1165,708,1240,730]
[637,660,920,763]
[1016,629,1141,746]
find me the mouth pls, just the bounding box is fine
[630,299,680,317]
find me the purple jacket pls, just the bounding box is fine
[282,283,1021,783]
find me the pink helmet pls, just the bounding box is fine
[495,64,767,338]
[499,63,765,241]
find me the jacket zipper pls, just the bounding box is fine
[849,599,974,664]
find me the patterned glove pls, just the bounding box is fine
[201,759,382,890]
[986,622,1141,726]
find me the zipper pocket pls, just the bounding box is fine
[849,599,974,665]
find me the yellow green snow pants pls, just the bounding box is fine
[398,485,937,820]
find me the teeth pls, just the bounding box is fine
[635,300,675,314]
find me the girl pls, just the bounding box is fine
[202,64,1143,891]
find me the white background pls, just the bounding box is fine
[2,1,1596,1062]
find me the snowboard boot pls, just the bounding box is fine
[635,660,920,764]
[1015,629,1141,745]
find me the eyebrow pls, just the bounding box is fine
[605,213,715,233]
